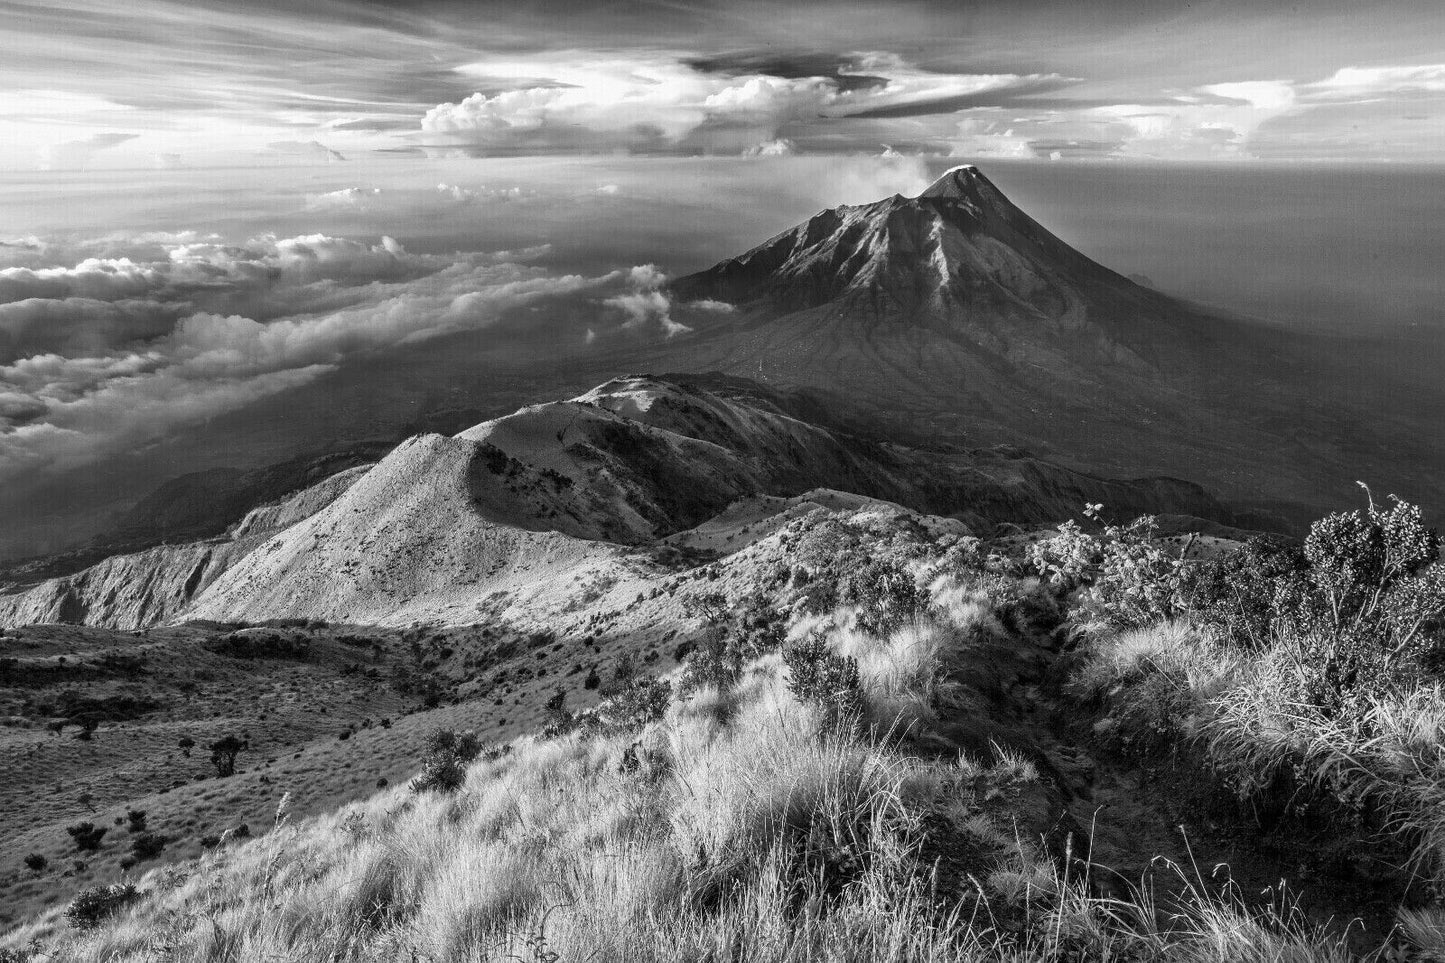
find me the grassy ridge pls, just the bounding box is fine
[5,540,1406,962]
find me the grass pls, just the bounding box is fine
[1074,619,1445,942]
[0,619,669,928]
[2,575,1396,962]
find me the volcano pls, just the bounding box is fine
[648,165,1419,528]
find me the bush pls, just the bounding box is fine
[66,822,107,852]
[1183,535,1304,646]
[678,633,741,696]
[1188,490,1443,709]
[596,678,672,731]
[125,809,147,833]
[410,727,502,794]
[409,752,467,794]
[130,832,165,860]
[23,852,46,873]
[678,596,787,697]
[64,883,137,930]
[839,560,930,635]
[1027,506,1187,628]
[784,636,864,728]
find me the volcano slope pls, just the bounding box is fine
[656,165,1437,528]
[0,374,1246,631]
[6,485,1439,960]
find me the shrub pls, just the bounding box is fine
[23,852,46,873]
[125,809,147,833]
[678,597,787,697]
[678,633,741,696]
[177,736,194,756]
[784,636,864,728]
[839,560,930,635]
[64,883,137,930]
[596,678,672,731]
[410,728,499,794]
[130,833,165,860]
[543,688,571,733]
[409,752,467,794]
[1188,490,1443,709]
[1027,506,1187,628]
[66,822,107,852]
[1183,535,1305,646]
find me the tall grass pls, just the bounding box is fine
[1077,618,1445,959]
[3,588,1388,962]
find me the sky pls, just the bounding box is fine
[1,0,1444,555]
[1,0,1444,169]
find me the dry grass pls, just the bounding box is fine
[1,593,1379,963]
[1079,619,1445,910]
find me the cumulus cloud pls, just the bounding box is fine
[0,230,683,479]
[604,265,692,338]
[423,52,1072,156]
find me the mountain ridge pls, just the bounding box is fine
[0,373,1251,630]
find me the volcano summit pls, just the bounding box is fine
[655,166,1432,528]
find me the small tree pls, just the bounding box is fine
[125,809,147,833]
[66,822,107,852]
[177,736,195,757]
[209,735,247,777]
[23,853,46,873]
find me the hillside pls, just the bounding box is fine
[0,374,1248,632]
[5,491,1443,961]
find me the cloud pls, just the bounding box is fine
[743,138,797,157]
[1306,64,1445,101]
[37,132,138,170]
[1198,81,1296,109]
[423,52,1080,156]
[267,140,347,162]
[0,229,679,478]
[604,265,691,338]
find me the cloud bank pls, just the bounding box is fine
[0,230,691,480]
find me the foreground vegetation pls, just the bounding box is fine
[3,494,1443,961]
